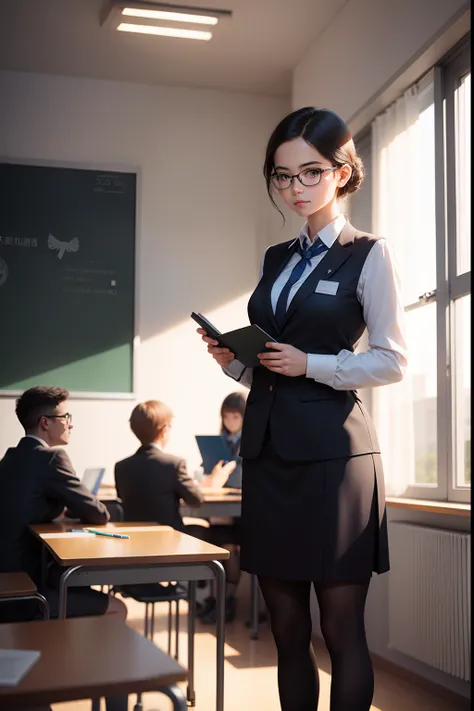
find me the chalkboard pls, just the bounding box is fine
[0,162,136,394]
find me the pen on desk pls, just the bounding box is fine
[84,529,130,539]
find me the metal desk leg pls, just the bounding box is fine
[186,580,197,706]
[33,592,50,620]
[207,561,226,711]
[250,574,259,640]
[58,566,82,619]
[41,546,48,590]
[160,683,188,711]
[175,598,180,661]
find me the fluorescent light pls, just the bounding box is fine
[117,22,212,40]
[122,7,218,25]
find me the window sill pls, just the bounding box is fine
[386,497,470,517]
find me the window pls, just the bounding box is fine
[354,34,470,502]
[453,295,470,488]
[443,39,471,502]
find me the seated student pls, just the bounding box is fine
[115,399,235,529]
[114,400,236,600]
[199,391,246,624]
[0,386,127,623]
[218,391,245,489]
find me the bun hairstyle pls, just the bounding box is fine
[264,107,364,213]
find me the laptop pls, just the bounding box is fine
[81,467,105,496]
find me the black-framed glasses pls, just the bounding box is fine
[270,167,337,190]
[43,413,73,425]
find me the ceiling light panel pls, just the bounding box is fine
[100,2,232,41]
[117,22,213,40]
[122,8,219,25]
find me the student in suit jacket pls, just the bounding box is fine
[197,107,408,711]
[114,400,206,530]
[115,399,237,528]
[0,386,127,623]
[115,400,235,595]
[114,400,234,600]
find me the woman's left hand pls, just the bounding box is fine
[257,342,307,377]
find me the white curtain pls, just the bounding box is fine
[371,77,434,496]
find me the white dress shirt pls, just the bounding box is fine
[224,215,408,390]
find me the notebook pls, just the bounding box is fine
[0,649,41,686]
[195,435,235,474]
[81,467,105,496]
[191,312,277,368]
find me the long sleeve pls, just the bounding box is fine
[175,458,203,507]
[222,360,253,389]
[306,239,408,389]
[44,449,110,524]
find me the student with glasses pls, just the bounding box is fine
[0,385,127,625]
[197,107,408,711]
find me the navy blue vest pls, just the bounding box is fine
[240,221,381,461]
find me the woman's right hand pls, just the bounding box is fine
[196,328,235,367]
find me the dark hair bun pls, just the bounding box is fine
[338,153,364,199]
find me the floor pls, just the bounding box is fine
[52,577,469,711]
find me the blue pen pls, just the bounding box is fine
[84,529,130,539]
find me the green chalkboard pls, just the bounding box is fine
[0,162,136,394]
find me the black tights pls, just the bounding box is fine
[258,577,373,711]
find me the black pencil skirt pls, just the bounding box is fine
[239,436,389,582]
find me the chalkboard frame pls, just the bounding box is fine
[0,156,140,400]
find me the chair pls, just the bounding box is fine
[0,571,50,622]
[115,518,209,711]
[117,582,188,659]
[114,582,188,711]
[113,517,209,654]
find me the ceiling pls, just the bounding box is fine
[0,0,348,96]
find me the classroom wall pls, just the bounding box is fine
[292,0,469,124]
[0,69,293,479]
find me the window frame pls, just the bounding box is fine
[353,33,471,503]
[440,36,471,503]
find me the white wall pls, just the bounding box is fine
[292,0,469,125]
[0,70,292,481]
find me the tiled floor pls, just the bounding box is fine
[53,580,469,711]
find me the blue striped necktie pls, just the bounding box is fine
[274,236,328,329]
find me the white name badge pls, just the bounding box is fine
[315,280,339,295]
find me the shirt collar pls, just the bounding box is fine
[25,434,49,448]
[297,214,346,249]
